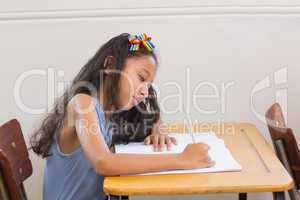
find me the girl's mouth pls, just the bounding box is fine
[133,96,143,105]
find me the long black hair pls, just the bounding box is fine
[30,33,160,158]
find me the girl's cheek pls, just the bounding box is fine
[130,78,140,95]
[119,81,129,103]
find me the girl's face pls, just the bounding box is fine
[118,55,157,110]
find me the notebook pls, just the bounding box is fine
[114,132,242,176]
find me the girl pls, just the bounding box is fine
[30,33,215,200]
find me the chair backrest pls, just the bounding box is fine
[265,103,300,189]
[0,119,33,200]
[0,170,10,200]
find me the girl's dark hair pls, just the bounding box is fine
[30,33,160,158]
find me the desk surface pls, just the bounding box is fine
[103,122,294,196]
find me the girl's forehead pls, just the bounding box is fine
[126,56,157,76]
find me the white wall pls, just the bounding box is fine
[0,1,299,199]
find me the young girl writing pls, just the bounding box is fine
[30,33,215,200]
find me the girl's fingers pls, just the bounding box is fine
[158,135,166,151]
[153,135,159,151]
[170,137,178,145]
[206,161,215,168]
[199,161,214,168]
[144,136,151,145]
[166,137,172,150]
[202,156,212,162]
[149,134,176,151]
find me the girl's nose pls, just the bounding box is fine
[140,83,149,98]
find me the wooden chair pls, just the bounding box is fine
[265,103,300,200]
[0,119,33,200]
[0,170,10,200]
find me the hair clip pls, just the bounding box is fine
[128,33,155,52]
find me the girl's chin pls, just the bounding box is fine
[118,98,141,111]
[118,102,135,111]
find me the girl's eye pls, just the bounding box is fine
[139,75,146,82]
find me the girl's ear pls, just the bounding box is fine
[103,56,116,74]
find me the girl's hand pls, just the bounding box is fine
[144,134,177,152]
[179,143,215,169]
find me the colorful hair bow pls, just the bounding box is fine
[128,33,155,52]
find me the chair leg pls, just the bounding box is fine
[21,183,28,200]
[275,140,298,200]
[288,188,299,200]
[290,188,300,200]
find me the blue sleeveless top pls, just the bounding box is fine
[43,98,113,200]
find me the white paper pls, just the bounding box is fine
[115,132,242,176]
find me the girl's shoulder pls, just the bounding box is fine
[64,94,100,127]
[58,94,109,154]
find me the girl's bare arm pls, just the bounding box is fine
[71,94,186,176]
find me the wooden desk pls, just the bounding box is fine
[103,123,294,200]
